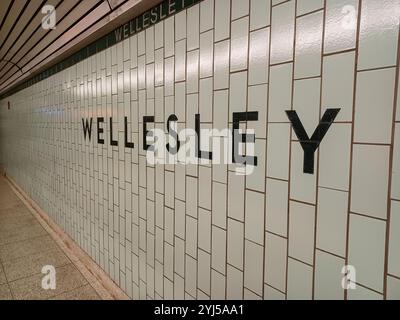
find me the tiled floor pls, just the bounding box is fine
[0,175,101,300]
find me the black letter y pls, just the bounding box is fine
[286,108,340,174]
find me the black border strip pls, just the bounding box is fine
[0,0,201,100]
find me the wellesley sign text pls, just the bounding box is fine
[113,0,202,43]
[82,109,340,175]
[80,0,341,175]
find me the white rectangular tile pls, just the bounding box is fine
[228,171,245,221]
[198,250,211,294]
[287,258,313,300]
[230,17,249,72]
[358,0,400,70]
[351,145,390,219]
[214,0,231,41]
[348,214,386,293]
[314,250,345,300]
[232,0,249,20]
[268,63,293,122]
[211,226,226,274]
[387,275,400,300]
[266,123,291,180]
[186,216,198,258]
[296,0,324,15]
[270,1,295,64]
[289,201,315,264]
[245,190,265,244]
[244,240,264,296]
[229,71,248,121]
[264,285,285,300]
[185,255,197,297]
[175,40,186,82]
[199,77,213,123]
[324,0,358,54]
[227,218,244,269]
[214,40,230,90]
[265,232,287,292]
[175,200,185,239]
[212,182,227,229]
[290,142,317,204]
[200,30,214,78]
[175,10,186,41]
[211,270,226,299]
[187,50,199,94]
[227,265,243,299]
[249,28,270,85]
[322,52,355,122]
[319,124,352,191]
[347,286,383,300]
[294,11,323,79]
[266,178,288,236]
[200,0,214,32]
[250,0,271,31]
[317,188,348,257]
[198,208,211,252]
[246,139,266,192]
[354,68,396,144]
[186,176,198,218]
[164,16,175,57]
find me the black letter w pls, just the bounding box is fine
[286,108,340,174]
[82,118,93,141]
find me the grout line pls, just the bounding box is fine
[382,14,400,300]
[312,0,327,300]
[284,0,298,300]
[344,0,362,301]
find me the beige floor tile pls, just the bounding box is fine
[0,199,23,210]
[0,224,47,246]
[3,248,70,282]
[9,264,88,300]
[0,235,58,262]
[50,284,101,300]
[0,205,31,219]
[0,284,13,300]
[0,215,39,233]
[0,176,102,300]
[0,268,7,285]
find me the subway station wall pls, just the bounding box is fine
[1,0,400,300]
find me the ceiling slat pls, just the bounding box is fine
[0,0,164,96]
[22,2,111,75]
[0,0,12,29]
[4,0,81,70]
[0,0,27,45]
[1,0,62,61]
[19,0,103,67]
[0,0,81,84]
[0,0,43,60]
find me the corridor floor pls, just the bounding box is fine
[0,175,101,300]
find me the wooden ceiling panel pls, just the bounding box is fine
[0,0,43,60]
[22,2,111,74]
[5,0,81,68]
[0,0,12,27]
[1,0,62,61]
[17,0,103,71]
[0,0,27,45]
[0,0,166,96]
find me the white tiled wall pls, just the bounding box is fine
[0,0,399,300]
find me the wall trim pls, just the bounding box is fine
[4,173,129,301]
